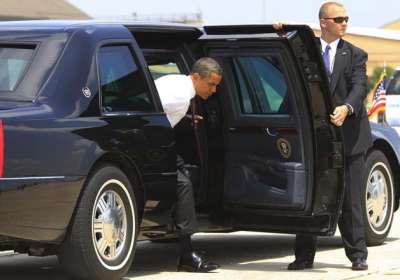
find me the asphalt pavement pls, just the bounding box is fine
[1,215,400,280]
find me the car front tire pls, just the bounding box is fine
[58,165,138,280]
[362,150,395,246]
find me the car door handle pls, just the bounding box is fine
[124,128,146,138]
[125,128,144,135]
[124,129,147,141]
[160,141,176,149]
[264,128,278,137]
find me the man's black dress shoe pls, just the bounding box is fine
[351,258,368,271]
[287,259,314,270]
[177,251,219,272]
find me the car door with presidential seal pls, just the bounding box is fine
[201,25,345,236]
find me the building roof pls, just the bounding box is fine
[382,19,400,30]
[0,0,90,20]
[307,23,400,41]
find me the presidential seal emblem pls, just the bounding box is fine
[276,138,291,159]
[82,87,91,98]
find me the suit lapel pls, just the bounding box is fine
[330,39,348,93]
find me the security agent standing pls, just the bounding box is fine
[155,57,222,272]
[279,2,372,271]
[275,1,372,271]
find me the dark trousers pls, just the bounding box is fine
[294,152,368,262]
[173,155,198,236]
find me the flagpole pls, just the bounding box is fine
[383,61,387,75]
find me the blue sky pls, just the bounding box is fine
[68,0,400,28]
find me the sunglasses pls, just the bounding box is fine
[324,16,349,23]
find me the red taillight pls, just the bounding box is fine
[0,120,3,177]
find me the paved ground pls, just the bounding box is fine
[1,215,400,280]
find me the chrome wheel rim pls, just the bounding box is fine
[366,162,391,232]
[92,188,127,262]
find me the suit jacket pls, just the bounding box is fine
[317,38,372,156]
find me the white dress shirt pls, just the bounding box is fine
[155,74,196,128]
[320,38,340,74]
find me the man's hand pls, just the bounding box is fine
[272,22,285,30]
[330,105,349,127]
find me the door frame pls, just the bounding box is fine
[200,26,345,235]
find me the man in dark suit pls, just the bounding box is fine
[286,1,372,271]
[155,57,222,272]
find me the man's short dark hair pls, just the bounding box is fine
[191,57,222,78]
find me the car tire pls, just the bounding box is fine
[58,165,138,280]
[362,150,395,246]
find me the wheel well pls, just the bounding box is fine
[370,139,400,211]
[66,152,146,239]
[93,152,146,220]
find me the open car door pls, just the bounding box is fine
[202,25,345,235]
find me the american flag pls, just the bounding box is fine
[368,74,386,117]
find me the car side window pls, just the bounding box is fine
[0,46,35,92]
[148,61,181,79]
[232,56,291,115]
[232,59,257,114]
[387,72,400,95]
[145,52,185,79]
[98,45,155,113]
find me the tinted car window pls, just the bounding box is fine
[148,62,181,80]
[386,71,400,95]
[99,45,154,112]
[232,56,291,115]
[232,59,256,114]
[145,52,184,80]
[0,46,35,92]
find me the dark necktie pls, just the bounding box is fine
[191,98,197,129]
[322,45,331,75]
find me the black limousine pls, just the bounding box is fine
[0,21,398,280]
